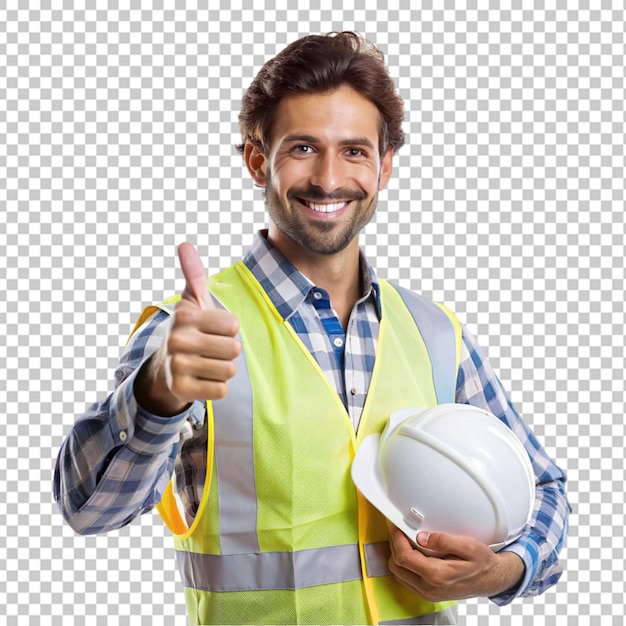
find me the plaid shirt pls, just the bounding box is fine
[54,231,569,605]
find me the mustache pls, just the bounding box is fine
[286,186,368,203]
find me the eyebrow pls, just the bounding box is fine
[282,134,376,151]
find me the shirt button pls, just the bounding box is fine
[333,337,344,348]
[119,431,128,442]
[313,291,323,300]
[350,388,357,396]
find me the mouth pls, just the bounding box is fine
[299,199,351,215]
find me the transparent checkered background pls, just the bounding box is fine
[1,2,624,625]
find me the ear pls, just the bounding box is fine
[244,143,268,186]
[378,146,394,191]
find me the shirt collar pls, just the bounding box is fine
[243,230,382,321]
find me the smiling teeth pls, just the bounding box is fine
[307,202,346,213]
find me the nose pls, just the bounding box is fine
[310,151,347,193]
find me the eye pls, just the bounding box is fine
[292,145,314,154]
[346,148,366,158]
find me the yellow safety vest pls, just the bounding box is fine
[133,261,463,625]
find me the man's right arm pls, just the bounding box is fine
[53,309,205,535]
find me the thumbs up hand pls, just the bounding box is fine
[134,243,241,416]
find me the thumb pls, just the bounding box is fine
[178,242,215,310]
[415,531,451,558]
[417,531,470,559]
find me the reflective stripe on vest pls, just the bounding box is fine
[393,284,458,404]
[176,540,392,593]
[211,333,260,554]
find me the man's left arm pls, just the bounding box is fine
[388,325,570,603]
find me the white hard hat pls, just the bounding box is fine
[351,404,535,553]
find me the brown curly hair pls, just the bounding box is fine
[236,32,405,156]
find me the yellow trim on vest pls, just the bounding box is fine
[126,305,161,346]
[156,399,216,541]
[156,481,187,535]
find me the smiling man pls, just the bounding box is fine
[54,32,569,625]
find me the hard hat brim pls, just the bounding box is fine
[352,434,434,551]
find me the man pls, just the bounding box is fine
[54,32,569,624]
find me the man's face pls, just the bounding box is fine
[246,86,393,257]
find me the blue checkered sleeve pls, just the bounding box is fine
[53,309,205,534]
[456,326,571,604]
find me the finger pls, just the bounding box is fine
[387,523,412,557]
[178,242,215,310]
[169,352,238,384]
[387,557,425,595]
[167,369,232,403]
[389,525,429,571]
[172,306,240,339]
[166,351,239,403]
[167,321,242,357]
[417,531,478,560]
[386,522,399,560]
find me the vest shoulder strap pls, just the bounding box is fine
[384,281,461,404]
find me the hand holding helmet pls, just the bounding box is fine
[386,523,527,602]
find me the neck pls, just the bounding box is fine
[267,230,363,329]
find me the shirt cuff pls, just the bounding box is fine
[489,537,540,606]
[108,366,205,455]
